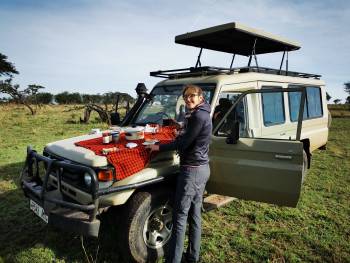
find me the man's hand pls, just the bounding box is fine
[145,144,160,152]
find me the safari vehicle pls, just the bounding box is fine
[20,22,329,262]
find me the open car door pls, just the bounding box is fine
[207,88,306,207]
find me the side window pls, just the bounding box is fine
[306,87,323,118]
[288,86,323,121]
[289,91,308,121]
[214,92,248,137]
[261,87,285,126]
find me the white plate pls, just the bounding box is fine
[126,142,138,149]
[30,199,48,223]
[142,140,159,146]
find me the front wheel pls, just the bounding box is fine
[121,190,173,263]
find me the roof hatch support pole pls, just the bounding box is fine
[195,48,203,68]
[279,50,286,74]
[229,54,236,70]
[247,38,259,71]
[252,38,259,71]
[286,51,289,75]
[247,55,252,67]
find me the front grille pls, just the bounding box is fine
[43,150,91,192]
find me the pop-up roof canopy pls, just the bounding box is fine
[175,22,300,56]
[150,22,319,80]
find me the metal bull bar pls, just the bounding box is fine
[20,146,100,236]
[20,146,173,237]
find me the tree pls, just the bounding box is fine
[344,82,350,95]
[69,92,82,104]
[34,92,54,104]
[26,84,46,105]
[333,99,341,104]
[80,92,136,125]
[346,96,350,104]
[82,94,102,104]
[0,79,44,115]
[0,53,18,77]
[55,91,82,104]
[101,92,135,112]
[326,92,332,102]
[54,91,69,104]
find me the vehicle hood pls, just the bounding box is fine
[45,134,108,167]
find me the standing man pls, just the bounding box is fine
[147,84,212,263]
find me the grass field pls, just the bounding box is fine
[0,105,349,263]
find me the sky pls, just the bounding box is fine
[0,0,349,101]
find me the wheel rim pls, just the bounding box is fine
[143,204,173,249]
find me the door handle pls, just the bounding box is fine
[275,154,292,160]
[280,132,286,136]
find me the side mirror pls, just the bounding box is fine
[226,121,240,144]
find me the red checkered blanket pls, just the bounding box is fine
[75,126,177,180]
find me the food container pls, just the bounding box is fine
[145,124,159,134]
[111,131,120,143]
[124,127,145,140]
[109,126,122,133]
[102,132,111,144]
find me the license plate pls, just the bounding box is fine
[30,199,48,223]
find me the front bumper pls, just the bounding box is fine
[20,146,100,237]
[20,146,172,238]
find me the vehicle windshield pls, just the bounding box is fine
[133,84,216,125]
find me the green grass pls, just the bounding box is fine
[0,104,349,262]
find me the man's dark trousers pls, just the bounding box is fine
[166,164,210,263]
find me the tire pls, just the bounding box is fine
[301,150,308,183]
[121,190,174,263]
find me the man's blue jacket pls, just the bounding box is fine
[159,102,212,166]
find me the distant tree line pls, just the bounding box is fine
[1,90,135,105]
[53,91,135,106]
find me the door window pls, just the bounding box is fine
[213,92,247,137]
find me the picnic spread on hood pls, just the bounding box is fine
[75,123,178,180]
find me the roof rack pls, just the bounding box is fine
[150,66,321,80]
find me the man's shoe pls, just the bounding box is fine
[181,253,199,263]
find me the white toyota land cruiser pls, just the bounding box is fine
[20,22,329,263]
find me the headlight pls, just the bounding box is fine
[84,172,92,187]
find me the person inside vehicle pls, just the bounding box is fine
[212,97,232,128]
